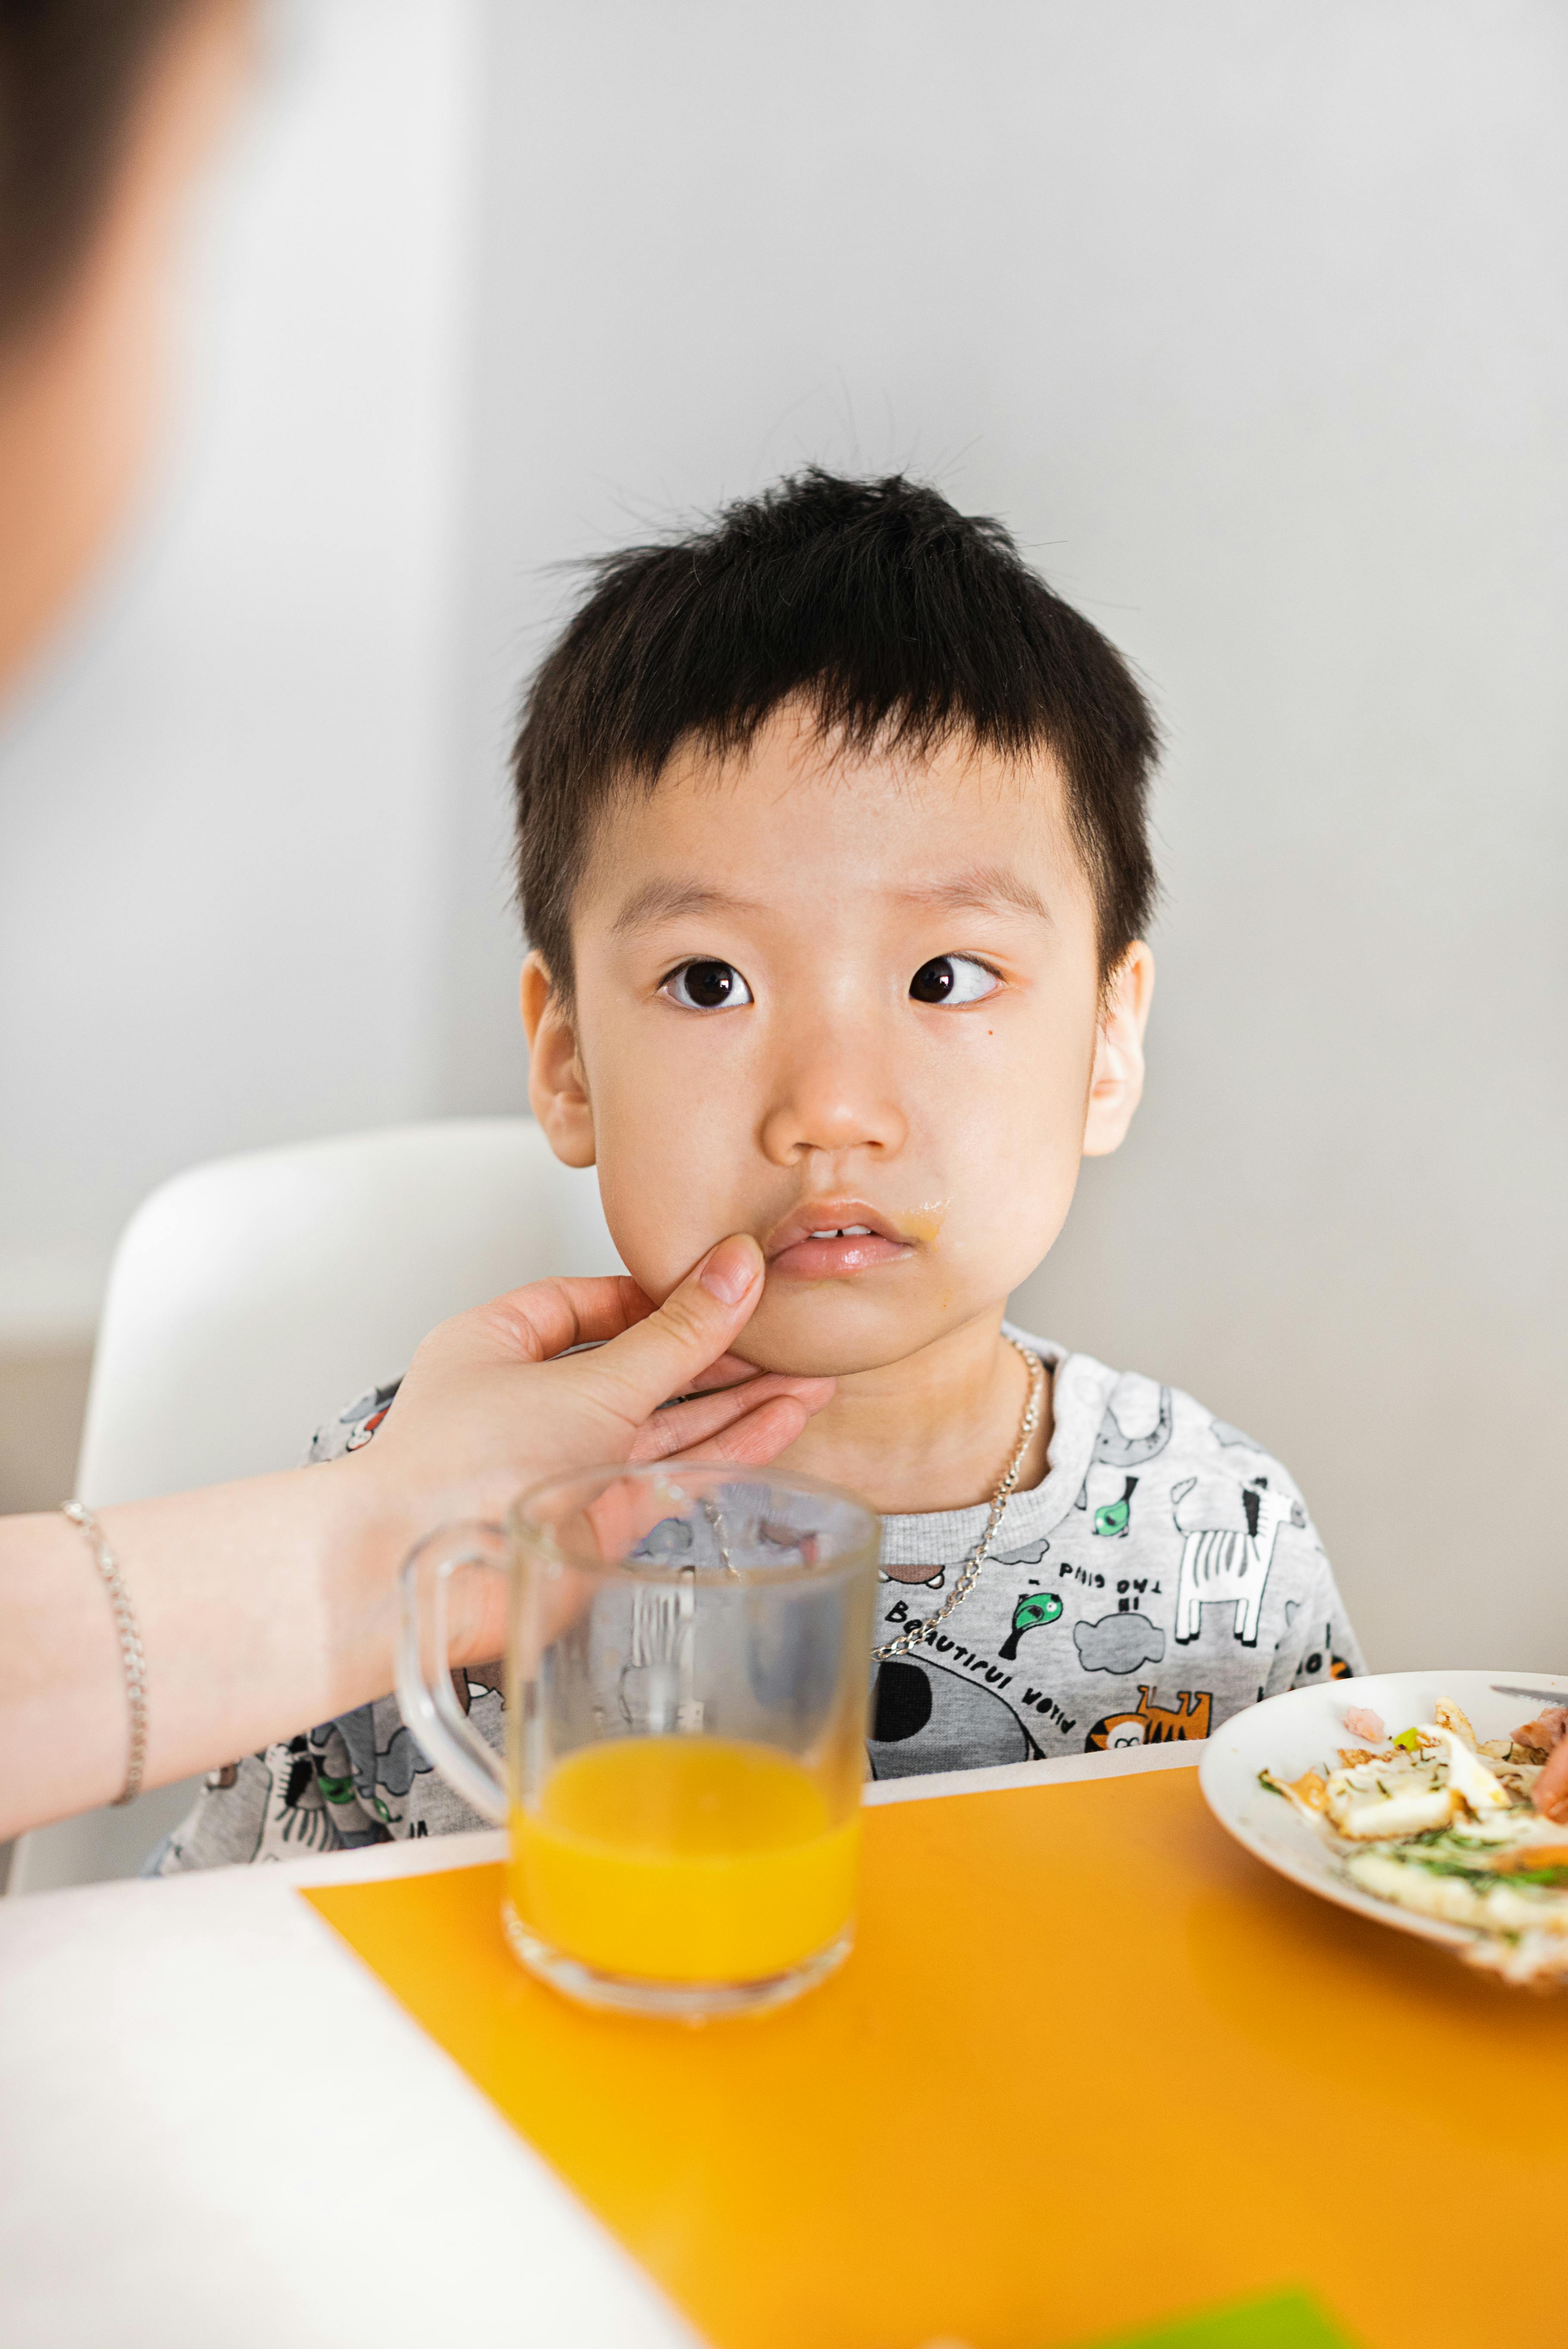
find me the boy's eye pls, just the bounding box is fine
[660,959,753,1011]
[909,954,1000,1006]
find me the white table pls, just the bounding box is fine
[0,1745,1191,2349]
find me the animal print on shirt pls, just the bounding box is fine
[152,1328,1362,1868]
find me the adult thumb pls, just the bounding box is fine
[574,1235,765,1427]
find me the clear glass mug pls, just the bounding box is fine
[397,1462,880,2018]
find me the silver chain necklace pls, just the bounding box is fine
[872,1336,1046,1663]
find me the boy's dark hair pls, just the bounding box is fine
[513,469,1158,990]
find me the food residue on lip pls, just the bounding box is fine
[895,1200,947,1246]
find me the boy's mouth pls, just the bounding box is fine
[764,1200,914,1280]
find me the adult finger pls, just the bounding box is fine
[664,1392,818,1472]
[562,1235,769,1433]
[474,1271,654,1365]
[532,1346,770,1401]
[669,1351,771,1395]
[629,1374,835,1463]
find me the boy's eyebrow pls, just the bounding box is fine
[612,868,1052,934]
[610,878,764,934]
[892,865,1054,925]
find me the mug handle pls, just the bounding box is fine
[395,1520,510,1827]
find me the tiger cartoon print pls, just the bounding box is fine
[1085,1684,1213,1752]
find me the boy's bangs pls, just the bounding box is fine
[513,469,1159,991]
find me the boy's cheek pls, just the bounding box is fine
[586,1028,1092,1345]
[595,1155,731,1306]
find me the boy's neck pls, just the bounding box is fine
[772,1310,1053,1515]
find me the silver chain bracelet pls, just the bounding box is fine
[61,1501,148,1806]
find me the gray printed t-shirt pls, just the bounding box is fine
[154,1326,1363,1872]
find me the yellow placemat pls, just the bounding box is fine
[305,1768,1566,2349]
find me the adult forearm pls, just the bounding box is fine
[0,1454,406,1841]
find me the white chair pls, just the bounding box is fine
[8,1118,619,1894]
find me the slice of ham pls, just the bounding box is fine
[1344,1704,1385,1745]
[1507,1706,1567,1823]
[1535,1736,1568,1825]
[1512,1705,1568,1756]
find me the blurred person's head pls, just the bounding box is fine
[517,471,1158,1386]
[0,0,251,693]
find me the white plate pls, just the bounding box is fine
[1198,1667,1567,1954]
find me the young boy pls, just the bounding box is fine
[158,469,1361,1869]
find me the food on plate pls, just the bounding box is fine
[1510,1706,1568,1825]
[1261,1697,1568,1987]
[1511,1705,1568,1759]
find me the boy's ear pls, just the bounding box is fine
[1082,942,1155,1158]
[520,951,596,1168]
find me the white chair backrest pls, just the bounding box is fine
[76,1117,621,1503]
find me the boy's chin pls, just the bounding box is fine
[725,1284,949,1381]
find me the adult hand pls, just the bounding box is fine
[365,1232,833,1669]
[361,1230,830,1533]
[1,1233,831,1839]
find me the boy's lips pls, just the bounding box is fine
[764,1201,914,1280]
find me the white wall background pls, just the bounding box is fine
[2,0,1564,1672]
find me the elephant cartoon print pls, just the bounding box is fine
[1094,1382,1173,1471]
[1170,1474,1306,1647]
[1074,1382,1172,1524]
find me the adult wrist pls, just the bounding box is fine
[323,1444,505,1686]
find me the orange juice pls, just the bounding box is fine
[510,1737,859,1983]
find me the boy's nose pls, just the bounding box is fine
[758,1041,908,1166]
